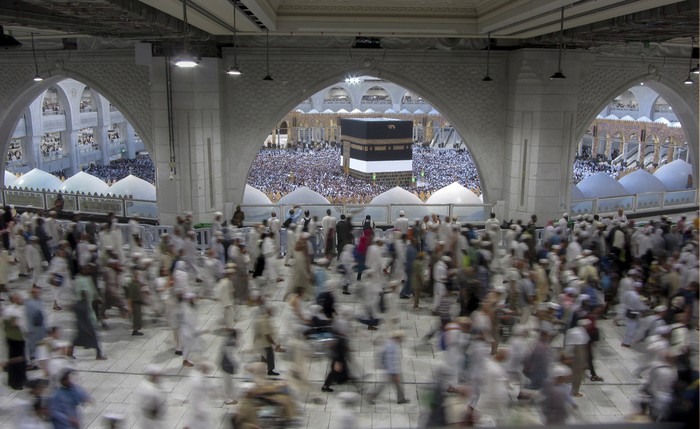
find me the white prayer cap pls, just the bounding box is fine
[440,255,452,262]
[214,211,223,217]
[563,213,569,217]
[654,305,667,313]
[550,363,572,378]
[104,244,114,250]
[538,258,549,264]
[551,244,562,251]
[577,318,591,327]
[184,292,196,300]
[399,210,405,216]
[494,285,507,294]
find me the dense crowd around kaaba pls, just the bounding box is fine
[246,145,482,202]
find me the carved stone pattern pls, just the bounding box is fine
[64,62,153,147]
[575,63,698,134]
[0,65,35,102]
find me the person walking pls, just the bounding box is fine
[69,289,107,361]
[367,330,409,404]
[220,329,239,405]
[540,363,577,425]
[621,282,648,347]
[49,368,92,429]
[24,285,47,367]
[3,292,27,390]
[254,301,283,376]
[218,263,236,331]
[137,366,167,429]
[127,264,146,336]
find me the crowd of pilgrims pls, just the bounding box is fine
[82,155,155,185]
[0,202,697,428]
[572,154,624,184]
[246,145,482,203]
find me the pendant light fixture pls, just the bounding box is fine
[175,0,198,68]
[550,7,566,80]
[226,0,242,76]
[482,32,492,82]
[684,36,696,84]
[31,32,42,82]
[262,29,273,81]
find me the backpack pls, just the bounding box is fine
[282,217,293,229]
[362,219,372,231]
[302,218,310,232]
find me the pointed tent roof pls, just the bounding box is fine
[654,159,693,191]
[596,114,604,119]
[370,186,424,205]
[364,108,376,113]
[426,182,481,205]
[604,114,619,120]
[384,108,396,114]
[60,171,110,194]
[399,108,411,114]
[278,186,330,205]
[337,108,349,114]
[307,108,319,114]
[571,185,585,201]
[242,184,272,205]
[577,172,627,198]
[13,168,62,191]
[619,115,635,121]
[109,175,156,200]
[636,116,652,122]
[4,171,16,187]
[322,108,334,114]
[413,109,425,114]
[618,169,667,194]
[654,117,671,124]
[350,108,363,114]
[670,122,682,128]
[428,109,439,116]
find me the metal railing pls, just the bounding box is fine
[570,189,698,216]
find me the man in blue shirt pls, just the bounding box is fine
[367,330,409,404]
[49,368,92,429]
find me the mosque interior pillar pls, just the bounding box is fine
[604,137,612,159]
[66,130,80,176]
[653,142,660,165]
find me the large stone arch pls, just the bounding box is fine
[0,52,152,186]
[224,48,506,206]
[569,63,699,198]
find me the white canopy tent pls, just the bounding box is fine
[242,184,272,205]
[370,186,424,205]
[653,159,694,191]
[576,172,627,198]
[278,186,330,205]
[13,168,62,191]
[60,171,110,194]
[109,175,157,200]
[618,169,667,194]
[426,182,481,205]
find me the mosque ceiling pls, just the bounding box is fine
[0,0,696,50]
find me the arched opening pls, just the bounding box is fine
[572,82,694,201]
[361,86,391,104]
[4,78,155,192]
[324,87,352,104]
[243,76,484,206]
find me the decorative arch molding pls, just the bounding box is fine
[571,59,699,197]
[0,53,152,185]
[224,49,506,205]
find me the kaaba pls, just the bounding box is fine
[339,118,413,186]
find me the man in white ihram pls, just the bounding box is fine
[137,366,167,429]
[395,210,410,235]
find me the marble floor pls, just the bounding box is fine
[0,260,696,429]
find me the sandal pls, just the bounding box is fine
[590,375,604,382]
